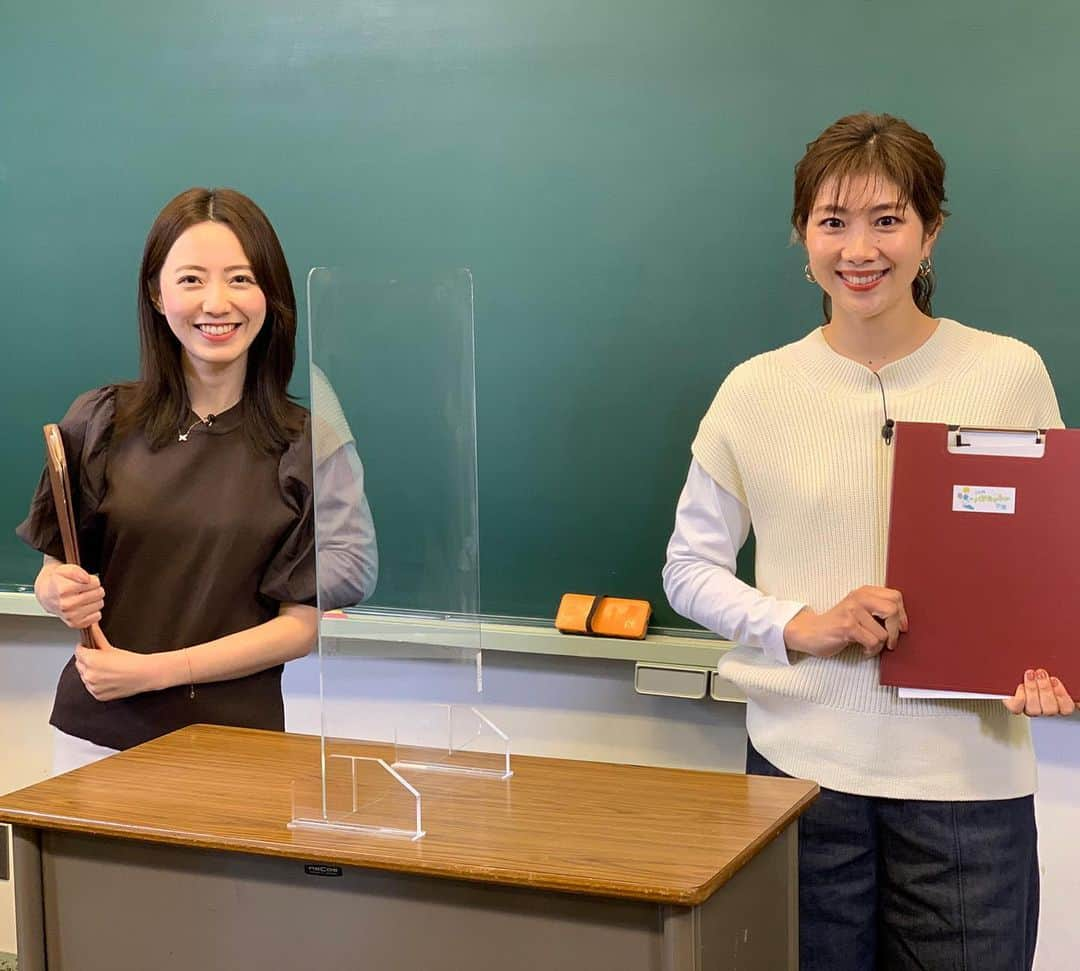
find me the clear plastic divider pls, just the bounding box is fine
[292,267,508,838]
[290,747,425,840]
[393,704,513,780]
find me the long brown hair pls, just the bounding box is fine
[792,113,949,322]
[116,187,304,453]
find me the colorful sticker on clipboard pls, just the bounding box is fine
[953,485,1016,514]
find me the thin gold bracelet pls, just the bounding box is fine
[184,649,195,700]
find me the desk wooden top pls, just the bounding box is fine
[0,725,816,905]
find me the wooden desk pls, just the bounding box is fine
[0,725,817,970]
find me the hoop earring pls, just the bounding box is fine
[918,257,933,278]
[804,263,817,284]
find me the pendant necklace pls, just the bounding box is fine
[178,412,217,443]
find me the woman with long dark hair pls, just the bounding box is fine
[19,188,320,773]
[664,114,1074,969]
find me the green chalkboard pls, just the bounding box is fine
[3,0,1078,628]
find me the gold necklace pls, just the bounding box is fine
[178,413,216,442]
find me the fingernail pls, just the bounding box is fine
[1051,677,1061,688]
[1037,669,1049,681]
[1025,670,1035,681]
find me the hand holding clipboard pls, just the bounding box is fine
[43,424,96,649]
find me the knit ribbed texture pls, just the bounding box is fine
[310,363,355,466]
[693,319,1062,799]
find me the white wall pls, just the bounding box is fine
[1031,717,1080,971]
[0,616,73,956]
[2,617,1077,969]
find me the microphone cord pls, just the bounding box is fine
[872,370,894,445]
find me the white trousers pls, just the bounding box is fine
[51,728,120,776]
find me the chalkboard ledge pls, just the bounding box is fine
[0,591,49,618]
[321,609,741,683]
[0,593,744,700]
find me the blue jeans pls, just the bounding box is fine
[746,741,1039,970]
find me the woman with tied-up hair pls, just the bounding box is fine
[19,187,376,775]
[664,113,1074,970]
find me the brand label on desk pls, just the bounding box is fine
[953,485,1016,514]
[304,863,343,878]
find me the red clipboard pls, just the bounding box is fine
[43,423,95,649]
[881,421,1080,700]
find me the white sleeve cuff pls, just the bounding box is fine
[758,601,805,666]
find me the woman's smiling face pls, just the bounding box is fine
[804,173,938,325]
[153,220,266,375]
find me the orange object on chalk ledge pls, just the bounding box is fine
[555,594,651,640]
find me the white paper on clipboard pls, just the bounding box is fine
[898,686,1009,700]
[897,426,1043,701]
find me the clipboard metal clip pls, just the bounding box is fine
[947,425,1045,456]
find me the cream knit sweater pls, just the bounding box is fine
[693,319,1062,800]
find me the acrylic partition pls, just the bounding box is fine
[290,268,510,841]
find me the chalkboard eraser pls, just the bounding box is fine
[555,593,651,639]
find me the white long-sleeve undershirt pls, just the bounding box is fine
[662,459,804,665]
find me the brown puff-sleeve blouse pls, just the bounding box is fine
[16,385,317,750]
